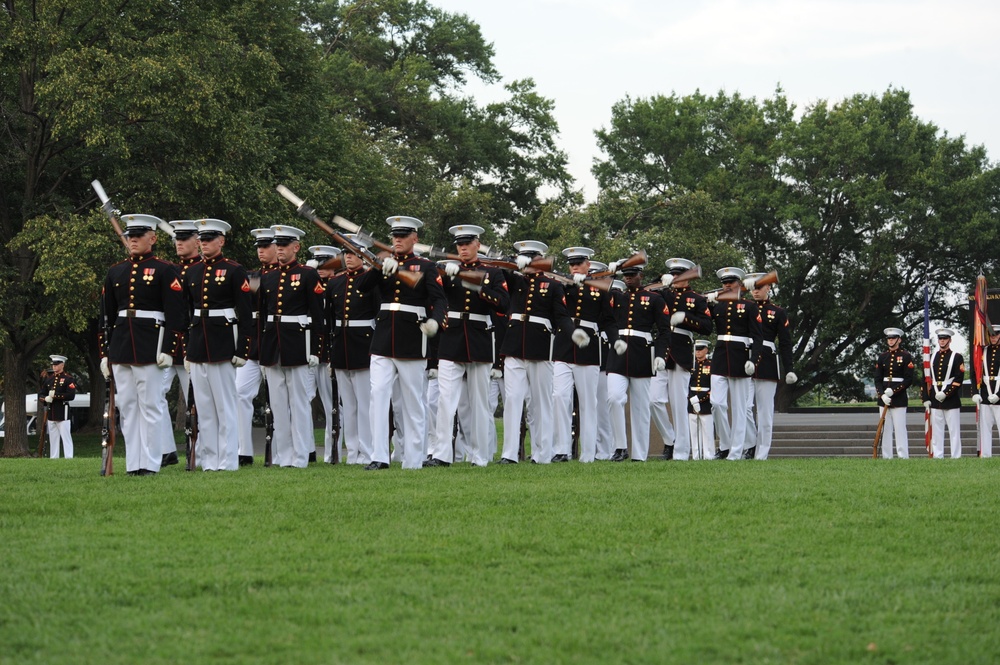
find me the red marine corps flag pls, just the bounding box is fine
[973,274,992,456]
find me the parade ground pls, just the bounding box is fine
[3,421,999,665]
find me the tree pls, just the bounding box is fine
[593,88,1000,410]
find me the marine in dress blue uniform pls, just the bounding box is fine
[687,340,714,460]
[355,216,448,470]
[326,234,378,465]
[306,244,340,463]
[101,214,186,475]
[606,262,671,462]
[707,267,763,461]
[257,224,325,468]
[427,225,509,467]
[235,228,279,465]
[498,240,575,464]
[923,328,964,458]
[183,219,253,471]
[39,355,77,458]
[658,258,713,461]
[973,325,1000,458]
[874,327,913,459]
[551,247,618,463]
[742,272,797,460]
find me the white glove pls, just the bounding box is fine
[935,391,946,402]
[690,396,700,408]
[515,255,531,270]
[100,357,110,379]
[184,358,191,372]
[608,261,621,273]
[308,355,320,368]
[706,291,718,303]
[744,360,755,375]
[156,353,171,369]
[572,272,587,284]
[653,357,666,372]
[420,319,439,337]
[614,339,628,356]
[990,394,1000,405]
[306,259,319,268]
[490,367,503,380]
[670,311,685,327]
[428,368,438,379]
[743,277,756,291]
[444,262,459,276]
[881,394,892,406]
[571,328,590,348]
[382,257,399,276]
[972,394,983,405]
[923,400,931,408]
[785,372,798,385]
[44,395,53,403]
[232,356,247,368]
[661,274,674,288]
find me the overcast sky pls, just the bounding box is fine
[432,0,1000,208]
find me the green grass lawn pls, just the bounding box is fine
[3,434,999,664]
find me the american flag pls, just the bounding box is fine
[923,283,932,456]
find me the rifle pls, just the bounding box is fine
[588,250,648,278]
[872,405,889,459]
[100,365,116,476]
[184,379,198,471]
[91,180,128,249]
[330,369,341,464]
[37,398,49,458]
[275,185,424,289]
[717,270,779,302]
[646,265,704,292]
[263,371,273,467]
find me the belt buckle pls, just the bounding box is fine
[388,303,401,312]
[126,309,136,318]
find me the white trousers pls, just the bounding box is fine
[979,403,1000,458]
[880,406,910,459]
[371,355,427,469]
[711,374,752,460]
[336,368,372,465]
[744,379,777,459]
[263,364,313,468]
[688,413,714,460]
[488,377,503,459]
[47,419,73,458]
[434,360,492,465]
[190,361,239,471]
[310,364,335,461]
[649,372,675,453]
[159,364,187,456]
[115,363,167,473]
[553,361,600,462]
[608,373,652,461]
[595,371,613,460]
[235,359,262,457]
[502,357,554,463]
[930,408,962,458]
[667,367,691,460]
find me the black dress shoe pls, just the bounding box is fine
[550,454,570,463]
[662,445,674,461]
[364,461,389,470]
[238,455,254,467]
[127,470,139,476]
[423,458,450,467]
[138,468,157,476]
[162,452,179,466]
[611,449,628,462]
[308,451,317,463]
[498,458,518,465]
[715,449,729,460]
[743,446,756,460]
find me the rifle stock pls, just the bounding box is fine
[872,405,889,458]
[646,265,703,291]
[589,250,648,278]
[263,373,273,467]
[37,400,48,458]
[184,381,198,471]
[330,372,341,464]
[100,369,116,477]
